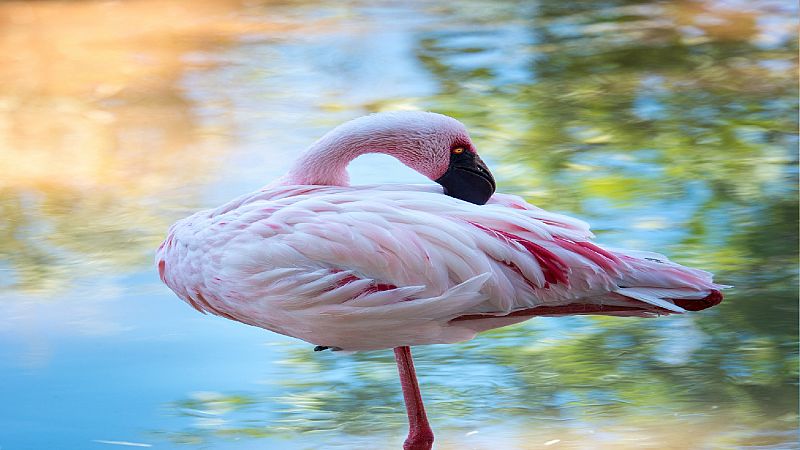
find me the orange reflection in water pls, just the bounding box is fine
[0,0,300,292]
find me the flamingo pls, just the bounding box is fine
[156,111,724,450]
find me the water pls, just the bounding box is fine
[0,1,797,449]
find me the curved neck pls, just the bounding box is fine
[282,116,418,186]
[277,112,455,187]
[282,133,366,186]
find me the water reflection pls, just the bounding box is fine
[0,0,796,449]
[0,0,267,292]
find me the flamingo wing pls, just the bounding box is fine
[157,185,723,350]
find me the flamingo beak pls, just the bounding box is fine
[435,153,496,205]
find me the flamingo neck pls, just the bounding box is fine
[282,139,357,186]
[278,111,460,187]
[282,122,400,186]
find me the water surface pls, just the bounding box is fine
[0,1,797,449]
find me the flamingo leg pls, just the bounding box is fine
[394,346,434,450]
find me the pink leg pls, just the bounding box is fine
[394,346,434,450]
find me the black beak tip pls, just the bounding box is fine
[435,166,496,205]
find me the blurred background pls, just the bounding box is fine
[0,0,797,449]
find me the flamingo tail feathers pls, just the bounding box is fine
[613,287,724,313]
[608,248,728,314]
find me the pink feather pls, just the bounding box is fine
[157,111,726,351]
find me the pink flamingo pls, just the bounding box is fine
[157,111,724,450]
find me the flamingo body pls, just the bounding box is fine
[157,111,724,449]
[157,184,722,351]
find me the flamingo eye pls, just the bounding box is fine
[451,147,465,155]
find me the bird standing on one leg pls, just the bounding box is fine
[157,111,725,449]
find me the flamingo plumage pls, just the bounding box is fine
[157,111,724,450]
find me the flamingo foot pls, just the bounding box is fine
[394,346,434,450]
[403,430,434,450]
[313,345,342,351]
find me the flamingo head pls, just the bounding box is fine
[339,111,496,204]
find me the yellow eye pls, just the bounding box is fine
[452,147,465,154]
